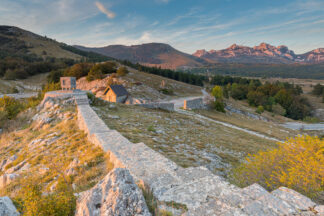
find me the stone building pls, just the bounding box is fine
[60,77,76,90]
[104,85,129,103]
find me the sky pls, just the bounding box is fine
[0,0,323,54]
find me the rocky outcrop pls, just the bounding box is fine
[75,168,151,216]
[0,196,20,216]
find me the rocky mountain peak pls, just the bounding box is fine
[193,49,208,57]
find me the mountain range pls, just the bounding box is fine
[75,43,208,69]
[193,43,324,64]
[76,43,324,69]
[1,25,323,73]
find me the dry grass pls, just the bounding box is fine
[196,109,298,141]
[94,103,277,177]
[0,73,48,94]
[21,35,81,60]
[122,66,202,100]
[0,105,113,197]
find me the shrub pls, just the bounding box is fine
[159,88,174,95]
[213,101,225,113]
[64,63,93,79]
[231,136,324,199]
[116,66,129,77]
[87,65,104,81]
[0,96,24,119]
[15,177,76,216]
[9,86,19,94]
[272,104,286,116]
[256,105,264,114]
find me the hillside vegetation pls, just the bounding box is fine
[0,26,110,80]
[187,63,324,80]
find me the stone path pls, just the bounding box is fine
[43,91,323,215]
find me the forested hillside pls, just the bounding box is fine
[0,26,110,80]
[187,63,324,79]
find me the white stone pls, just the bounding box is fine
[75,168,151,216]
[0,196,20,216]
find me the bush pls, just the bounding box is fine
[159,88,174,95]
[14,177,76,216]
[211,85,223,101]
[64,63,93,79]
[213,101,225,112]
[116,66,129,77]
[272,104,286,116]
[256,105,264,114]
[0,96,24,119]
[87,65,104,81]
[231,136,324,199]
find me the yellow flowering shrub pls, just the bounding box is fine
[231,135,324,199]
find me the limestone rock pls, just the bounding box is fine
[271,187,316,211]
[75,168,151,216]
[0,196,20,216]
[314,205,324,215]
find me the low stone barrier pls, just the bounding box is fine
[139,102,174,112]
[183,98,203,110]
[42,91,323,215]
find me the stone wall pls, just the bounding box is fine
[183,98,204,110]
[139,102,174,112]
[42,91,323,215]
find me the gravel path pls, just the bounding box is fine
[166,89,281,142]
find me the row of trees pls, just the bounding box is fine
[187,63,324,79]
[120,60,206,86]
[47,62,128,83]
[211,75,310,120]
[0,57,76,80]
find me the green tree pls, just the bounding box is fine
[211,85,223,101]
[312,84,324,96]
[256,105,264,114]
[211,85,225,112]
[116,66,129,76]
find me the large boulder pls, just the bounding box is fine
[75,168,151,216]
[0,196,20,216]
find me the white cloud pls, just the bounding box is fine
[95,1,115,19]
[156,0,171,4]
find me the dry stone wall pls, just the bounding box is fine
[139,102,174,112]
[183,98,204,110]
[43,91,324,216]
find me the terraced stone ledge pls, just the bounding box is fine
[44,91,324,215]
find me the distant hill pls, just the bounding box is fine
[0,26,81,60]
[75,43,208,69]
[193,43,324,64]
[0,25,110,79]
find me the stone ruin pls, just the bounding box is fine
[24,91,323,216]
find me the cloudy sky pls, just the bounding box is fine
[0,0,323,54]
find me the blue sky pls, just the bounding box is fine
[0,0,323,54]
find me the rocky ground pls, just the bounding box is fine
[0,97,112,197]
